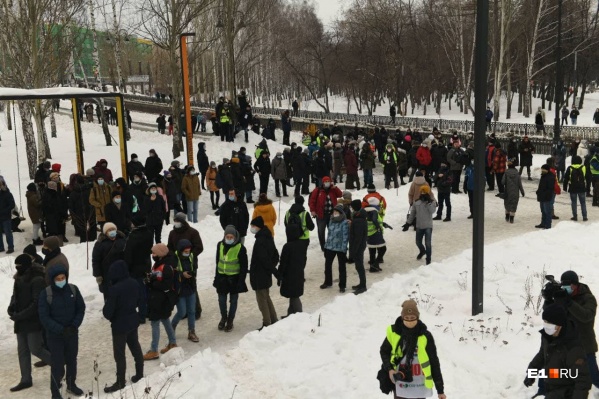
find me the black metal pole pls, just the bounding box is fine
[472,0,489,316]
[554,0,563,143]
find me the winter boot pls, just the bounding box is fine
[353,286,367,295]
[369,262,381,273]
[225,317,234,332]
[416,251,426,260]
[160,343,177,354]
[131,375,143,384]
[505,214,510,222]
[66,384,83,396]
[10,382,32,392]
[426,258,431,265]
[188,330,199,342]
[218,315,227,331]
[104,381,126,393]
[509,216,514,224]
[433,215,442,221]
[443,217,451,222]
[143,351,159,361]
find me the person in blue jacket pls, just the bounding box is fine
[102,260,144,393]
[321,204,349,292]
[38,265,85,399]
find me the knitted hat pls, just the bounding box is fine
[367,184,376,193]
[15,254,32,269]
[174,212,187,223]
[560,270,579,285]
[367,197,380,206]
[342,191,352,201]
[171,160,180,167]
[23,244,39,258]
[148,182,157,188]
[151,243,169,258]
[404,136,412,142]
[224,225,238,238]
[350,199,362,212]
[223,158,230,164]
[295,196,305,205]
[111,191,121,199]
[334,204,345,213]
[177,239,193,253]
[420,185,431,195]
[47,181,57,191]
[103,222,117,235]
[51,163,61,172]
[27,183,37,192]
[401,299,420,319]
[542,303,567,327]
[250,216,265,229]
[43,236,61,251]
[85,168,95,177]
[322,176,331,183]
[131,153,138,159]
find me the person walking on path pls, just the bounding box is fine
[321,204,349,293]
[171,239,200,343]
[502,160,525,223]
[535,164,556,229]
[403,186,437,265]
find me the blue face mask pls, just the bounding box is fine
[562,285,573,295]
[224,238,235,245]
[182,252,190,257]
[108,230,117,238]
[55,280,67,289]
[114,198,122,204]
[228,195,235,201]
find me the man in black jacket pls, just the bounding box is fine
[92,223,126,300]
[196,143,209,190]
[249,216,280,329]
[124,214,153,323]
[563,155,590,221]
[102,260,144,393]
[8,255,51,392]
[535,164,556,229]
[349,200,368,295]
[524,303,591,397]
[219,190,249,244]
[254,151,271,194]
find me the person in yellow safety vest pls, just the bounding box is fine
[302,132,312,146]
[171,239,200,342]
[364,197,386,272]
[306,121,318,138]
[284,196,315,250]
[590,152,599,206]
[213,225,248,333]
[219,103,233,142]
[378,300,446,399]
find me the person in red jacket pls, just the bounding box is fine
[416,141,432,179]
[309,176,342,251]
[344,146,360,190]
[492,143,508,196]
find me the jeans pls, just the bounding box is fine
[587,353,599,388]
[316,218,328,251]
[0,219,14,250]
[363,169,373,186]
[570,192,587,218]
[437,192,451,218]
[415,228,432,261]
[540,201,552,228]
[218,293,238,319]
[171,293,196,331]
[324,249,347,288]
[571,117,578,125]
[255,289,278,326]
[150,318,176,352]
[47,332,78,397]
[186,200,198,223]
[112,327,143,383]
[17,331,51,384]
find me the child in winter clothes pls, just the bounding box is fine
[321,204,349,292]
[364,197,386,272]
[278,224,307,315]
[433,163,453,221]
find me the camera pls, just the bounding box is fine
[394,364,413,383]
[541,275,562,301]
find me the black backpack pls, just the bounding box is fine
[453,149,469,166]
[570,167,585,190]
[286,211,306,236]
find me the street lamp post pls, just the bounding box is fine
[180,32,196,166]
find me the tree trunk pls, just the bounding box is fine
[111,0,125,93]
[506,65,513,119]
[18,102,38,178]
[524,0,545,117]
[6,101,12,130]
[579,81,587,109]
[32,101,51,161]
[49,104,57,138]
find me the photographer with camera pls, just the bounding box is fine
[378,300,446,399]
[542,271,599,389]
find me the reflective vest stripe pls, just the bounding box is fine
[285,211,310,240]
[218,243,241,275]
[386,325,434,389]
[175,252,195,272]
[591,156,599,175]
[367,211,384,236]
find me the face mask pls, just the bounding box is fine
[189,171,196,175]
[97,180,104,186]
[55,280,67,289]
[150,189,157,195]
[543,322,557,336]
[387,149,392,152]
[108,230,117,238]
[228,195,235,201]
[323,183,331,189]
[133,158,138,162]
[174,222,182,229]
[562,285,573,295]
[250,226,259,234]
[224,238,235,245]
[42,248,51,256]
[134,178,140,183]
[114,198,121,204]
[152,256,161,262]
[182,252,190,257]
[333,212,340,218]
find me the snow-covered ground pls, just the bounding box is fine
[0,106,597,398]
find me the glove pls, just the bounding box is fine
[63,326,78,337]
[523,377,535,387]
[553,289,570,305]
[402,223,410,232]
[96,276,103,285]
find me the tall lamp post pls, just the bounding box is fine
[553,0,564,143]
[180,32,196,166]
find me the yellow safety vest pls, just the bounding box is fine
[218,243,241,275]
[386,325,434,389]
[220,111,230,124]
[285,210,310,240]
[367,210,384,236]
[590,156,599,175]
[175,252,195,272]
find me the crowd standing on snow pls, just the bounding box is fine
[4,93,599,399]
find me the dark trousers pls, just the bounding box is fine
[451,170,462,193]
[345,173,360,190]
[485,167,494,190]
[294,177,303,197]
[200,172,206,190]
[135,277,148,321]
[287,297,302,314]
[283,129,291,145]
[316,218,328,251]
[368,247,387,263]
[353,248,366,287]
[385,173,398,189]
[587,353,599,388]
[259,175,270,194]
[467,190,473,214]
[561,116,568,126]
[210,191,220,207]
[519,165,531,177]
[495,172,505,193]
[148,224,162,244]
[437,192,452,218]
[47,333,78,397]
[112,327,144,383]
[324,249,347,289]
[17,331,51,384]
[593,178,599,205]
[301,175,310,194]
[274,179,287,196]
